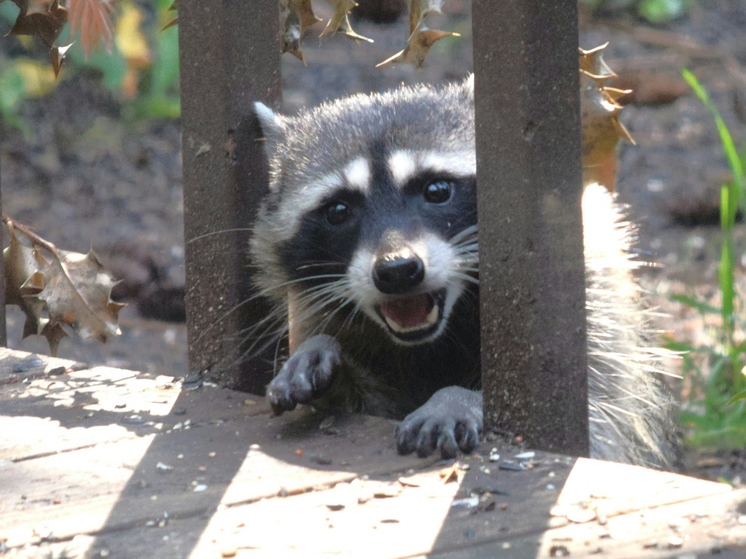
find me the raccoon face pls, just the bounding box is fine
[252,78,477,345]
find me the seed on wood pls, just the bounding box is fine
[549,545,570,557]
[514,451,536,460]
[567,509,596,523]
[666,536,684,548]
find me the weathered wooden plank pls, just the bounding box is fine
[0,347,270,461]
[2,350,742,559]
[13,460,738,559]
[426,488,746,558]
[0,408,440,548]
[13,486,746,559]
[472,0,588,455]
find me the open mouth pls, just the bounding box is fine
[376,289,446,342]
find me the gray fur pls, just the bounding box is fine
[251,77,679,470]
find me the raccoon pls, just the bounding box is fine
[251,76,679,469]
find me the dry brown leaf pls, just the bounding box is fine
[280,0,304,62]
[292,0,320,34]
[8,0,68,47]
[3,215,124,356]
[377,24,458,69]
[4,221,46,339]
[50,41,73,76]
[579,44,635,192]
[408,0,444,35]
[67,0,115,58]
[337,13,373,43]
[320,0,372,43]
[36,249,124,343]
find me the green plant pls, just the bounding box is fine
[666,70,746,448]
[580,0,693,23]
[0,0,179,131]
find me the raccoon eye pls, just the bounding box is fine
[424,180,453,204]
[326,202,351,225]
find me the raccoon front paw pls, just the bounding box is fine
[395,386,482,459]
[266,334,342,415]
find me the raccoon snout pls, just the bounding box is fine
[372,254,425,294]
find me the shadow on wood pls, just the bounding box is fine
[1,348,744,558]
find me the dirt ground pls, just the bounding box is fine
[2,0,746,481]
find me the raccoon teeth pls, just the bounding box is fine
[384,303,439,333]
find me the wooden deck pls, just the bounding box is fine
[1,347,745,558]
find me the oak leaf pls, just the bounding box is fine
[3,215,124,356]
[408,0,443,35]
[579,44,635,192]
[36,248,125,344]
[8,0,67,47]
[320,0,372,43]
[377,22,458,69]
[4,221,47,340]
[293,0,320,34]
[50,42,73,77]
[280,0,305,63]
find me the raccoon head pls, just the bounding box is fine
[251,77,477,345]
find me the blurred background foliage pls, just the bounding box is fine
[0,0,179,134]
[580,0,693,23]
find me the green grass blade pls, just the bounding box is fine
[669,294,721,315]
[682,69,745,205]
[727,389,746,406]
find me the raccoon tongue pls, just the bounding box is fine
[380,294,434,329]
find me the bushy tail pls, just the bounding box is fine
[583,183,680,470]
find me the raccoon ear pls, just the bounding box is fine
[254,102,287,158]
[462,74,474,100]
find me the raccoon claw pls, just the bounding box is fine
[266,335,342,415]
[395,386,482,459]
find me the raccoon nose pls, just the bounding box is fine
[372,255,425,294]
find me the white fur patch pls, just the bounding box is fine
[345,231,466,342]
[344,157,371,192]
[388,150,476,188]
[388,150,418,187]
[419,151,476,177]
